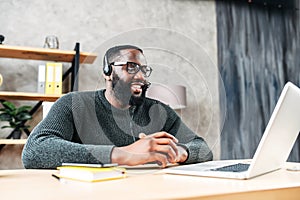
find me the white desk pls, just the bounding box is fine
[1,163,300,200]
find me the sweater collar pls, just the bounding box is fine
[97,89,138,113]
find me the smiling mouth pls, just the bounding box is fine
[131,82,144,95]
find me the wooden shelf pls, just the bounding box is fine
[0,45,97,64]
[0,139,27,144]
[0,91,62,102]
[0,43,92,144]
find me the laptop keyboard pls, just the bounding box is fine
[210,163,250,172]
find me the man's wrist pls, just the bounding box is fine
[176,143,189,163]
[111,146,123,165]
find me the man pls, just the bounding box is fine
[22,45,213,169]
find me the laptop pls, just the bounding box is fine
[164,82,300,179]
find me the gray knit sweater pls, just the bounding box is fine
[22,90,213,169]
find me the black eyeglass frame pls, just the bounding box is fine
[110,61,153,77]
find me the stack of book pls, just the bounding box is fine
[54,163,126,182]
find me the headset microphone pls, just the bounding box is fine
[141,81,151,98]
[143,81,151,89]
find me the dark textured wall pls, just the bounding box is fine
[216,1,300,161]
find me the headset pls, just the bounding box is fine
[103,53,112,76]
[103,45,143,77]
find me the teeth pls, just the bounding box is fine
[132,85,141,89]
[131,82,144,87]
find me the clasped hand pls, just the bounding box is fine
[111,132,188,168]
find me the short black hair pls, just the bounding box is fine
[103,45,143,67]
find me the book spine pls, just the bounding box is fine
[45,63,55,94]
[37,64,46,93]
[53,63,63,95]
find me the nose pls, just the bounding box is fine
[133,70,146,80]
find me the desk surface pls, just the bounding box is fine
[1,163,300,200]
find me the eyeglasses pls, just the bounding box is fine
[110,61,153,77]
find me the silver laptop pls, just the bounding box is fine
[164,82,300,179]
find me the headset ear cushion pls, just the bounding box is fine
[103,64,112,76]
[103,53,112,76]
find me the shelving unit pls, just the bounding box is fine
[0,44,96,63]
[0,43,97,145]
[0,91,62,102]
[0,139,27,145]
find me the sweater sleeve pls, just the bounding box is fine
[176,121,213,164]
[163,105,213,164]
[22,93,114,169]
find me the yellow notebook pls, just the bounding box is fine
[56,165,126,182]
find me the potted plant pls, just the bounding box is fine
[0,101,32,139]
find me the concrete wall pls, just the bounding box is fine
[0,0,219,169]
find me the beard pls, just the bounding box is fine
[112,73,148,107]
